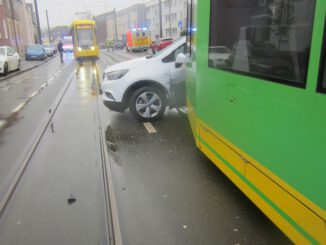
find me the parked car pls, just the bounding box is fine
[0,46,21,75]
[101,36,187,121]
[50,43,57,54]
[25,45,47,60]
[114,40,125,50]
[43,44,54,57]
[151,38,173,52]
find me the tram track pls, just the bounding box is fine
[0,72,75,217]
[0,62,123,245]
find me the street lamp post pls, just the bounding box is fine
[34,0,42,44]
[159,0,162,38]
[46,10,51,43]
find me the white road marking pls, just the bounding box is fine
[14,79,23,84]
[47,77,54,84]
[0,82,8,88]
[40,83,48,89]
[29,91,39,98]
[143,122,157,134]
[0,120,7,130]
[1,86,10,92]
[12,102,25,113]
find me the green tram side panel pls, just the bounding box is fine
[193,1,326,210]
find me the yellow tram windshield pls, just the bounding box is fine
[75,25,94,47]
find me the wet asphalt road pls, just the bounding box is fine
[0,53,74,201]
[98,51,292,245]
[0,50,292,244]
[0,61,109,245]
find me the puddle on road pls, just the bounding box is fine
[105,125,122,166]
[75,62,100,97]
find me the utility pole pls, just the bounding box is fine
[46,10,51,43]
[34,0,42,44]
[158,0,162,38]
[9,0,19,52]
[114,7,118,40]
[169,0,172,38]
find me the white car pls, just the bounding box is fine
[101,36,187,121]
[0,46,21,75]
[208,46,231,67]
[43,44,54,57]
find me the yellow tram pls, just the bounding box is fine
[71,20,99,61]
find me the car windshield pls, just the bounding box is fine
[0,48,5,56]
[77,28,93,46]
[28,46,43,51]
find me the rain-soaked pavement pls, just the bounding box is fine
[0,50,292,244]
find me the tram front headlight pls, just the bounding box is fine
[78,47,82,51]
[91,46,95,50]
[105,69,129,80]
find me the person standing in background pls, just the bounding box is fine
[57,40,64,62]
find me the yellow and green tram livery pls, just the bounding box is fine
[185,0,325,244]
[71,20,99,61]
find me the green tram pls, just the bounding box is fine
[184,0,326,244]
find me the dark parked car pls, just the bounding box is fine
[25,45,47,60]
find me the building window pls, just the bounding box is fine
[209,0,316,87]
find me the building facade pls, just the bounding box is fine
[94,1,187,42]
[146,0,187,41]
[116,4,146,40]
[94,11,115,45]
[0,0,35,54]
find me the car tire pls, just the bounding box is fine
[3,62,8,75]
[129,86,166,122]
[17,60,21,71]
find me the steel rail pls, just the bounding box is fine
[0,70,75,217]
[93,61,123,245]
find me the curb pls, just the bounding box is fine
[0,55,57,82]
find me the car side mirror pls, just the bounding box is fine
[175,53,187,68]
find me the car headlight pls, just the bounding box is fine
[105,69,129,80]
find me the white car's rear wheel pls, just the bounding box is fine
[17,60,21,71]
[3,62,8,75]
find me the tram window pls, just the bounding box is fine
[76,28,93,47]
[209,0,316,87]
[320,61,326,91]
[318,22,326,93]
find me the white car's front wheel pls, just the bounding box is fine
[129,86,166,122]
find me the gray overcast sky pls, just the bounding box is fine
[26,0,152,28]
